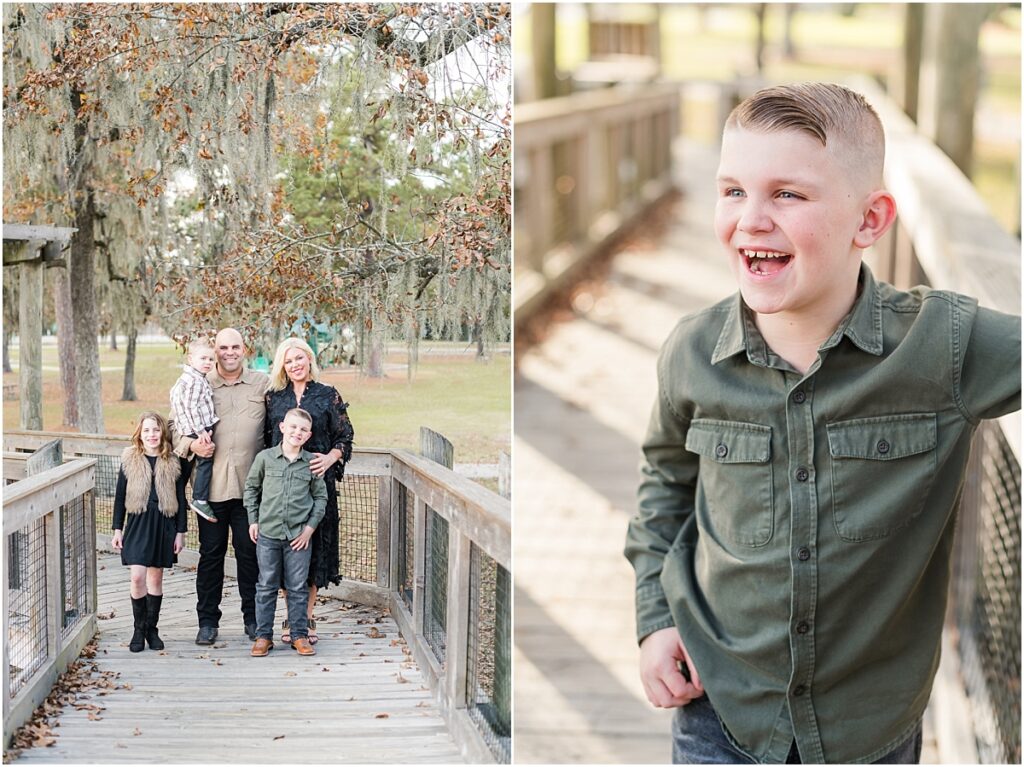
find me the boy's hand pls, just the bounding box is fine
[639,627,704,708]
[290,525,315,551]
[196,431,212,446]
[191,436,215,458]
[249,523,259,544]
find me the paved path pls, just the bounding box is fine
[11,553,464,764]
[513,138,942,763]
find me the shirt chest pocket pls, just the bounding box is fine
[685,419,774,547]
[827,413,937,542]
[245,395,266,421]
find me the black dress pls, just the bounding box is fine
[112,455,190,569]
[265,380,354,588]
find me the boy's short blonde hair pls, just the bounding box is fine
[726,82,885,188]
[284,407,313,426]
[187,337,215,355]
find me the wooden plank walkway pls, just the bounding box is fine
[514,135,943,763]
[10,552,464,763]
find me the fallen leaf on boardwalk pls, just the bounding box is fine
[390,639,401,647]
[87,713,102,721]
[416,702,430,708]
[321,667,331,672]
[375,713,389,719]
[158,651,168,656]
[133,728,142,736]
[213,659,223,666]
[115,743,127,749]
[367,627,383,638]
[284,671,297,677]
[195,654,209,660]
[395,673,409,684]
[97,611,116,620]
[358,652,367,657]
[214,643,228,649]
[273,735,286,741]
[120,683,133,691]
[402,662,415,669]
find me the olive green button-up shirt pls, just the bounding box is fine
[244,446,327,541]
[625,265,1020,764]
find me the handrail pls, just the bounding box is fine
[514,83,680,323]
[3,458,98,749]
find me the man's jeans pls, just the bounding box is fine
[195,499,258,628]
[255,535,311,641]
[672,695,922,764]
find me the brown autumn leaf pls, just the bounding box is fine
[375,713,389,719]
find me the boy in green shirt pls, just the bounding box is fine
[245,407,328,657]
[625,82,1020,763]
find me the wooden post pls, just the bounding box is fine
[497,451,510,500]
[2,512,11,731]
[419,427,454,469]
[376,475,392,590]
[45,509,62,659]
[390,478,402,596]
[445,530,472,707]
[18,249,44,431]
[412,496,426,631]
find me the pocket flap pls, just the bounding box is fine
[827,413,936,461]
[685,419,772,464]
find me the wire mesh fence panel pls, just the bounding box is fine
[60,492,94,640]
[466,543,511,762]
[336,473,377,584]
[7,517,49,699]
[423,507,448,664]
[954,424,1021,763]
[397,482,414,612]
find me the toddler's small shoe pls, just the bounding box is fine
[291,637,316,656]
[250,638,274,657]
[190,500,217,522]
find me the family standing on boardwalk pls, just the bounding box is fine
[110,328,354,658]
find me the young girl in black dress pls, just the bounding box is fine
[111,412,190,652]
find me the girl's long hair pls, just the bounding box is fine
[131,411,173,459]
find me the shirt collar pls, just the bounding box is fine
[271,444,309,463]
[710,262,884,366]
[208,364,256,388]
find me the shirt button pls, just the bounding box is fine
[715,443,729,458]
[797,547,811,561]
[877,439,891,455]
[796,621,810,634]
[793,685,807,697]
[792,390,806,404]
[795,468,809,482]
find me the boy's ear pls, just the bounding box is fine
[853,190,897,249]
[279,421,286,435]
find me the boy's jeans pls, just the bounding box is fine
[254,535,310,641]
[187,424,215,501]
[672,695,922,764]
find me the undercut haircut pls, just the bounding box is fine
[726,82,885,187]
[285,407,313,426]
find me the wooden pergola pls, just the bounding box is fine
[2,224,76,430]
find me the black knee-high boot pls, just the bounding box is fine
[145,594,165,650]
[130,596,147,653]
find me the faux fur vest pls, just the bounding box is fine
[120,447,181,518]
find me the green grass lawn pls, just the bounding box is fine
[3,341,511,464]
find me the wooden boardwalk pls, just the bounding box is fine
[11,552,464,763]
[514,137,943,763]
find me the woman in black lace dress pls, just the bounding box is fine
[265,337,354,643]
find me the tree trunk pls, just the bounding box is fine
[366,327,386,378]
[109,326,117,351]
[2,329,11,374]
[918,4,993,178]
[51,265,79,428]
[473,316,486,360]
[69,186,104,433]
[121,324,137,400]
[782,4,798,59]
[897,4,926,122]
[754,4,768,74]
[532,4,558,101]
[69,70,104,434]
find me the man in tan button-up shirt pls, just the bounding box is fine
[171,327,269,646]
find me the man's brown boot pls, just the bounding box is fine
[250,637,274,657]
[291,636,316,656]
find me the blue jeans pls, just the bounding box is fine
[255,535,311,641]
[671,695,922,764]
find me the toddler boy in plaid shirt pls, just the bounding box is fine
[170,337,220,522]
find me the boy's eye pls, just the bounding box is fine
[724,188,744,198]
[777,190,802,200]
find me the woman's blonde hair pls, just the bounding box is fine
[131,411,173,459]
[269,337,321,391]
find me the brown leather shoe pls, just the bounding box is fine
[250,638,274,657]
[291,636,316,656]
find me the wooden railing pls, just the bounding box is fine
[2,456,98,748]
[514,84,680,323]
[2,431,510,763]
